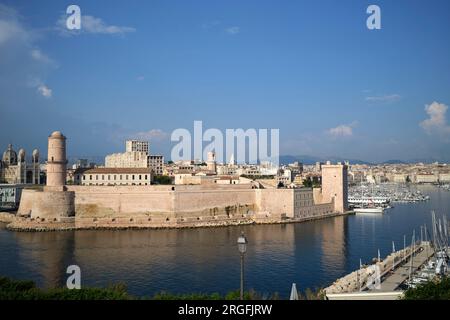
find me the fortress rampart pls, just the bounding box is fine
[12,131,348,231]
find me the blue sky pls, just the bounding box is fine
[1,0,450,163]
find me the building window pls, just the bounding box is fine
[145,175,147,180]
[96,175,98,180]
[126,175,128,180]
[132,175,135,180]
[108,175,110,180]
[120,175,122,180]
[114,175,116,180]
[89,175,92,180]
[139,175,142,180]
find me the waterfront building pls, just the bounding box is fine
[438,173,450,183]
[393,173,408,183]
[321,163,348,213]
[16,132,349,229]
[415,173,438,184]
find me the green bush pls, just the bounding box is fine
[0,277,133,300]
[0,276,322,300]
[403,277,450,300]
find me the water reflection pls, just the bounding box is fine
[0,185,448,298]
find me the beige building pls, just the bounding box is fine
[78,167,153,186]
[105,150,148,168]
[105,140,164,175]
[439,173,450,183]
[393,173,408,183]
[415,174,438,183]
[321,163,348,213]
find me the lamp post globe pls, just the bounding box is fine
[238,232,248,254]
[237,232,248,300]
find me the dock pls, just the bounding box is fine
[368,242,434,292]
[325,241,435,300]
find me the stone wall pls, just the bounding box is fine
[65,185,256,221]
[14,183,344,230]
[255,189,294,218]
[17,189,75,220]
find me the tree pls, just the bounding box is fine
[403,277,450,300]
[152,175,173,185]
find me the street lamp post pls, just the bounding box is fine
[237,232,248,301]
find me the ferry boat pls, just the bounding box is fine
[354,207,384,214]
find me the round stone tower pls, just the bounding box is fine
[206,151,217,174]
[46,131,67,190]
[18,131,75,221]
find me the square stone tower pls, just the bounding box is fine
[321,163,348,213]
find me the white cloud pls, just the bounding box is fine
[0,5,30,45]
[30,48,55,65]
[133,129,169,142]
[326,122,358,139]
[225,26,240,35]
[420,101,450,136]
[365,94,401,103]
[0,4,54,98]
[57,14,135,36]
[37,84,52,98]
[327,125,353,137]
[202,20,221,29]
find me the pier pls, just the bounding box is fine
[325,241,435,300]
[368,242,433,292]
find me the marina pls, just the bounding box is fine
[348,183,430,214]
[325,211,449,300]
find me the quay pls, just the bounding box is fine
[370,242,433,292]
[325,241,435,300]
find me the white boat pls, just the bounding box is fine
[354,207,384,214]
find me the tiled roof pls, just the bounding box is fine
[83,167,152,174]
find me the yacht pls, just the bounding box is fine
[354,207,384,214]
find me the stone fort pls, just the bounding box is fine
[16,131,348,229]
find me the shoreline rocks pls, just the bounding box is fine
[3,211,348,232]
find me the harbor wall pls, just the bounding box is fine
[324,245,417,295]
[12,184,343,230]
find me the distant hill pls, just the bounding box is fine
[280,155,449,165]
[279,155,372,165]
[382,160,406,164]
